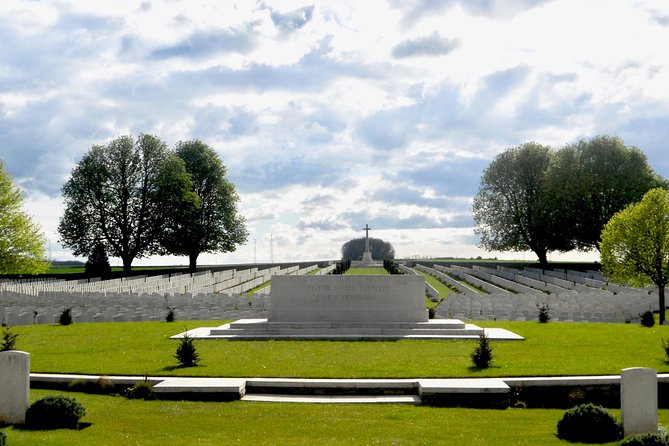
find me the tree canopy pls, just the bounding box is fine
[341,237,395,260]
[59,135,248,272]
[600,188,669,324]
[157,140,248,272]
[58,134,168,272]
[0,161,50,274]
[473,136,665,265]
[472,142,572,266]
[561,136,665,251]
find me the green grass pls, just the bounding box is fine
[4,388,660,445]
[346,267,388,275]
[12,320,669,378]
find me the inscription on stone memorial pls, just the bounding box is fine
[269,275,427,323]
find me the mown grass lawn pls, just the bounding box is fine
[11,320,669,378]
[6,389,667,446]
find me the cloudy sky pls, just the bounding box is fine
[2,0,669,266]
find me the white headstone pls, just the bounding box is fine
[0,350,30,424]
[621,367,658,436]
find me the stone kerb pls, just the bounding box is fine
[0,350,30,424]
[269,275,428,323]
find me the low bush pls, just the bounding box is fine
[0,430,6,446]
[166,307,176,322]
[125,379,155,400]
[175,332,200,367]
[641,310,655,327]
[67,376,116,394]
[1,326,19,351]
[556,403,621,443]
[663,339,669,362]
[471,332,493,369]
[619,429,669,446]
[537,304,550,323]
[59,308,73,326]
[25,395,86,429]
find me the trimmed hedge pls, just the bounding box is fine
[556,403,621,443]
[25,395,86,429]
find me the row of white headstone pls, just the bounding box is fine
[0,264,334,326]
[417,264,658,323]
[0,264,320,296]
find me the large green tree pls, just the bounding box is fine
[0,161,50,274]
[565,136,665,251]
[158,140,247,272]
[58,134,168,272]
[472,142,574,266]
[341,237,395,261]
[600,188,669,324]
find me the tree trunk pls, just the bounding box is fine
[122,255,133,274]
[188,252,199,274]
[534,249,548,268]
[659,286,666,325]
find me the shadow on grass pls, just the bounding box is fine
[161,364,206,372]
[466,365,502,373]
[14,421,93,431]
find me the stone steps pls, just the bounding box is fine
[179,319,524,340]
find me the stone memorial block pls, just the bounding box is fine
[0,350,30,424]
[621,367,658,436]
[269,275,428,323]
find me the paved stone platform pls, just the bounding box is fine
[173,318,524,340]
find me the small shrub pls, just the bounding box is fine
[175,332,200,367]
[0,431,6,446]
[537,303,550,323]
[165,306,176,322]
[556,403,621,443]
[59,308,73,326]
[663,339,669,362]
[641,310,655,327]
[471,331,493,369]
[25,395,86,430]
[619,428,669,446]
[68,376,116,394]
[125,379,155,400]
[1,326,19,351]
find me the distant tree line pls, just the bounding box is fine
[473,135,667,266]
[58,134,248,273]
[341,237,395,261]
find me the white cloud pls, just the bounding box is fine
[1,0,668,266]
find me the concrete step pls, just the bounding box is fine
[241,394,421,404]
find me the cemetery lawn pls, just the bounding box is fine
[13,320,669,378]
[346,267,388,275]
[6,389,668,445]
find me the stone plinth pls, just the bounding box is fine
[0,350,30,424]
[621,367,658,436]
[268,275,428,323]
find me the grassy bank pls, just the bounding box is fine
[4,389,660,445]
[11,320,669,378]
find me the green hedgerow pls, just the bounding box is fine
[556,403,621,443]
[25,395,86,429]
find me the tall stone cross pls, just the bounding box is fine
[362,224,373,262]
[363,224,371,251]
